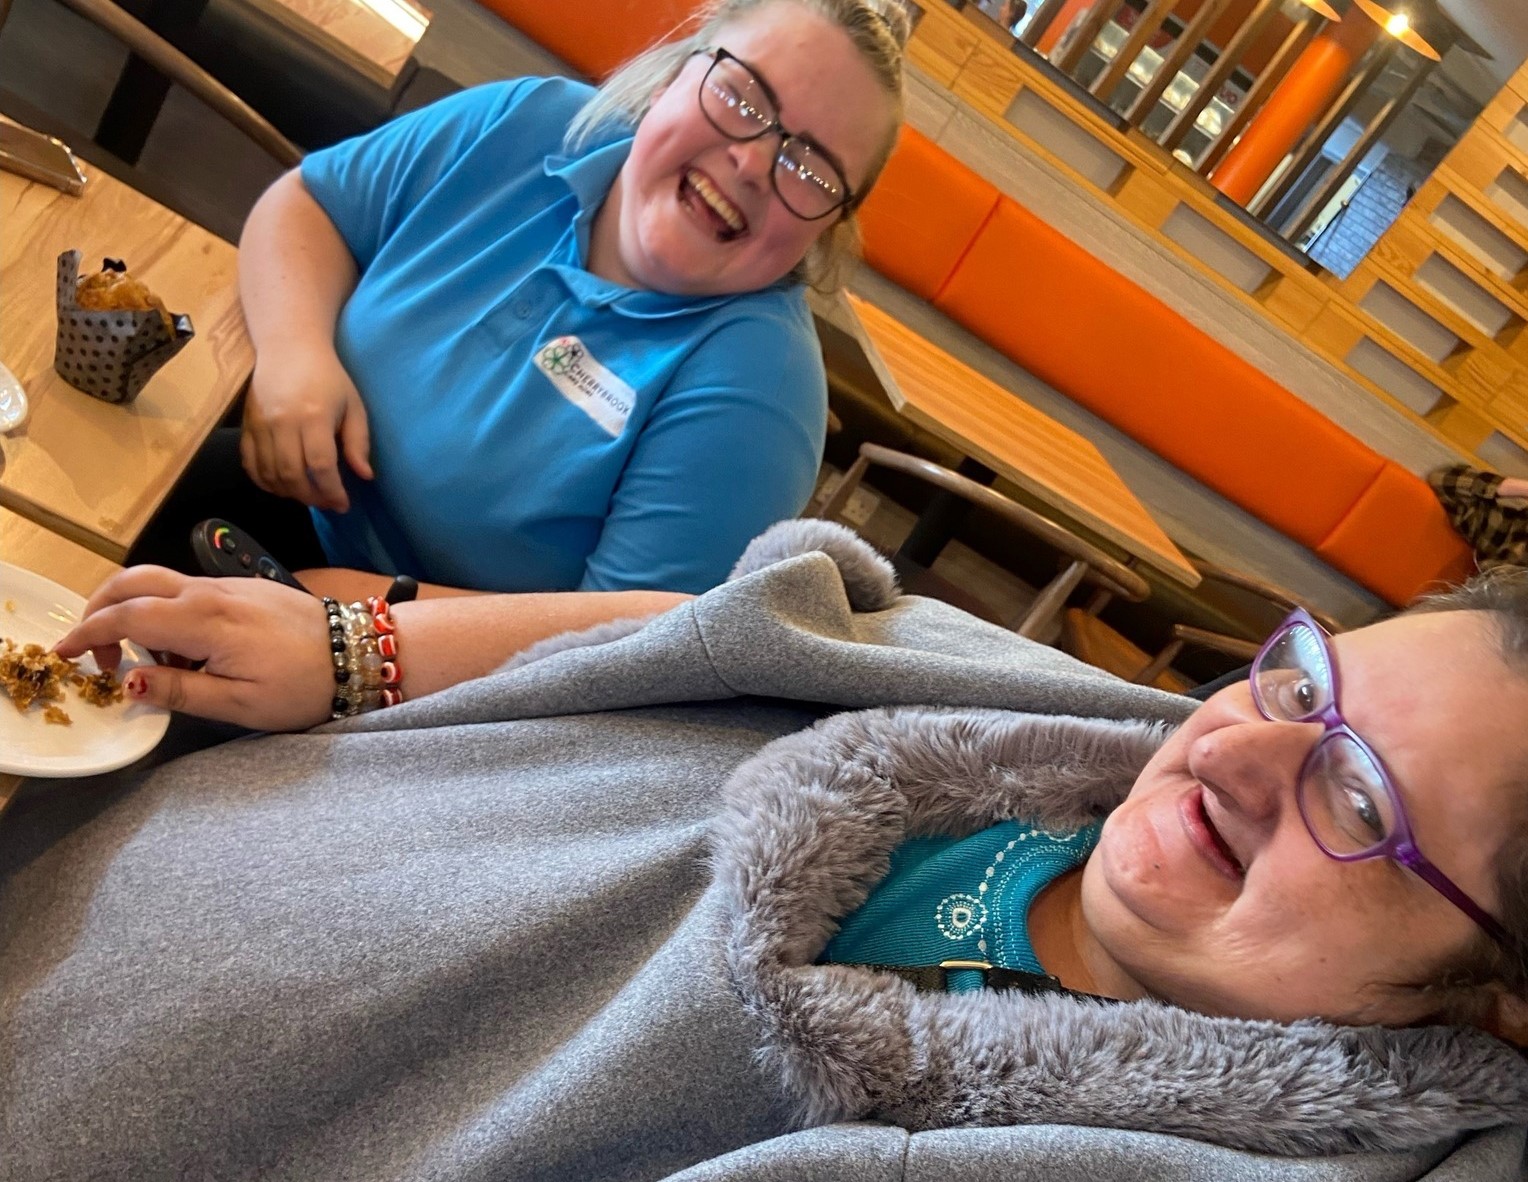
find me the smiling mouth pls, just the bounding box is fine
[1181,788,1245,881]
[679,168,748,243]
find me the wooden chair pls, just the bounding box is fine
[816,441,1150,640]
[0,0,302,167]
[1061,558,1345,692]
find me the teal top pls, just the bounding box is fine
[821,819,1102,992]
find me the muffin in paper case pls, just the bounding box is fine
[53,251,195,405]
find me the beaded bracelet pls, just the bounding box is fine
[323,577,417,721]
[323,597,357,721]
[364,593,404,708]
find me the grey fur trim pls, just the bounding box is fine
[712,707,1528,1155]
[729,520,899,612]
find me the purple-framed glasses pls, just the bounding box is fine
[1250,607,1507,944]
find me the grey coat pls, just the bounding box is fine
[1,523,1524,1181]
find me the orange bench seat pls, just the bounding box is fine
[858,129,1471,606]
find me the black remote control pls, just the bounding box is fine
[190,519,308,592]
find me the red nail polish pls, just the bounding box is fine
[125,671,148,698]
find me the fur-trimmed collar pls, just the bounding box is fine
[712,706,1528,1156]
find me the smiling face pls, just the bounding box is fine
[1079,610,1528,1026]
[587,1,899,296]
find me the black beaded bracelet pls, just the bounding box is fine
[323,596,354,721]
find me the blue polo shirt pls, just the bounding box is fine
[298,78,826,593]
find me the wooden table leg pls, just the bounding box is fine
[897,456,997,567]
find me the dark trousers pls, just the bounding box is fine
[1187,664,1251,701]
[127,427,329,575]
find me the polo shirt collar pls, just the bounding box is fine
[543,135,784,319]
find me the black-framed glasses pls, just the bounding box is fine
[696,48,855,221]
[1250,608,1507,943]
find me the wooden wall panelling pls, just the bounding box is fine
[1411,181,1528,289]
[1353,249,1516,363]
[1311,297,1484,419]
[905,2,980,87]
[1387,211,1528,323]
[1428,399,1499,452]
[952,42,1027,119]
[1256,273,1329,335]
[1444,133,1528,215]
[1109,166,1183,229]
[1445,345,1520,413]
[1433,165,1528,254]
[1299,302,1485,446]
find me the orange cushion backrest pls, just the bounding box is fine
[857,128,1001,303]
[474,0,699,78]
[1316,462,1474,605]
[935,197,1387,552]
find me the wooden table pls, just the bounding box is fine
[0,158,253,563]
[0,506,122,816]
[252,0,432,88]
[821,292,1201,589]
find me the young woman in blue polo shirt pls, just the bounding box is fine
[143,0,908,597]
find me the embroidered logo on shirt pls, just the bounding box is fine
[534,335,635,437]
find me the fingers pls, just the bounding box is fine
[240,425,276,497]
[120,665,257,728]
[55,592,217,669]
[62,566,194,671]
[340,395,373,482]
[80,564,190,618]
[297,420,348,511]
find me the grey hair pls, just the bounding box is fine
[1405,568,1528,1004]
[563,0,910,292]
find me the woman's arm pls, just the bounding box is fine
[238,170,371,513]
[53,567,690,732]
[293,568,488,602]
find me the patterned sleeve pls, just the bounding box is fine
[1427,463,1528,566]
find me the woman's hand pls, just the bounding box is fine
[53,567,336,731]
[241,341,373,512]
[1496,476,1528,502]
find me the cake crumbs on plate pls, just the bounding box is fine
[0,638,123,722]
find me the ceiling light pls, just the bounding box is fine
[1294,0,1342,21]
[1350,0,1442,60]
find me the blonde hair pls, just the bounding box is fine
[565,0,910,292]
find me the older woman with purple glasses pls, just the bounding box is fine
[15,528,1528,1179]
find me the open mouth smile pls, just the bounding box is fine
[679,167,748,242]
[1181,787,1245,881]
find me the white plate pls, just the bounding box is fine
[0,560,169,777]
[0,361,27,433]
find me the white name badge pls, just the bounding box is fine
[533,335,636,437]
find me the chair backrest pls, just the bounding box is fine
[1064,555,1348,690]
[819,441,1150,640]
[14,0,302,167]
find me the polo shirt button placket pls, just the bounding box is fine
[512,299,533,319]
